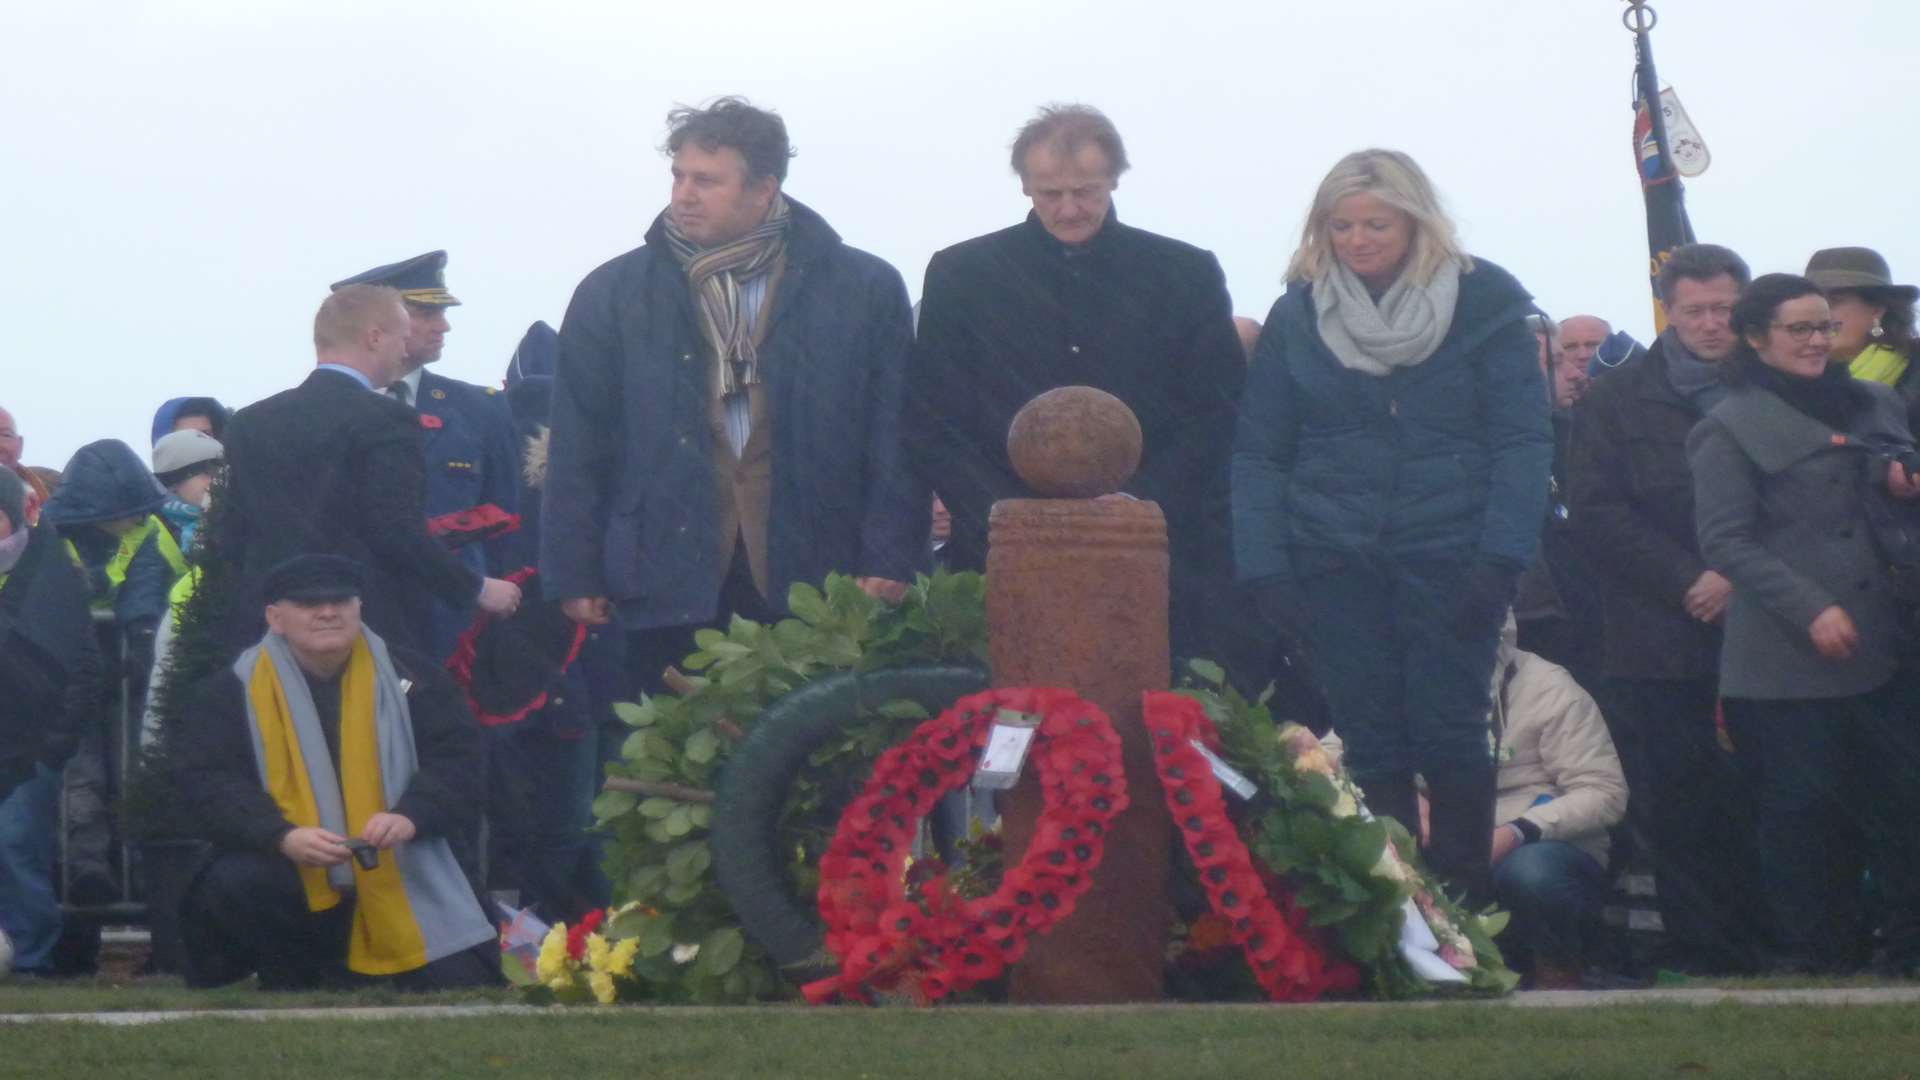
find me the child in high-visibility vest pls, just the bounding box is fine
[151,429,222,559]
[138,431,225,751]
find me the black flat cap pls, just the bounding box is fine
[263,554,367,604]
[330,250,462,307]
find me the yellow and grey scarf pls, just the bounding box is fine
[236,629,492,975]
[664,195,791,400]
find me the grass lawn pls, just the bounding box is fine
[1,970,1900,1014]
[4,1000,1920,1079]
[0,975,515,1015]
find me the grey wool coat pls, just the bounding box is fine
[1688,381,1914,700]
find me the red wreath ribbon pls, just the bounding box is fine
[444,566,588,728]
[804,687,1129,1005]
[1144,691,1360,1002]
[426,504,521,545]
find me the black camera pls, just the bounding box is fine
[342,839,380,871]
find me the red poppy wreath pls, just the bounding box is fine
[1145,691,1360,1001]
[803,687,1129,1004]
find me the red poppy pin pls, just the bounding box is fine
[419,413,444,430]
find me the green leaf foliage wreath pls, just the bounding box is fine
[1172,671,1516,998]
[592,571,989,1003]
[587,569,1512,1004]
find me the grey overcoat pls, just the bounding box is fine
[1688,381,1913,699]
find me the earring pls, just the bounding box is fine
[1871,321,1886,339]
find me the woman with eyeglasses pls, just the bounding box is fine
[1688,272,1920,975]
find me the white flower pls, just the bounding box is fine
[671,943,701,965]
[1370,845,1414,885]
[1331,791,1359,819]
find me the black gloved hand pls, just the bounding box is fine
[1458,560,1521,636]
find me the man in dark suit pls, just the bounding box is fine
[542,97,926,696]
[219,285,521,652]
[1567,242,1768,973]
[908,103,1247,672]
[329,252,527,660]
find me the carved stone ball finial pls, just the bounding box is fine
[1006,386,1144,498]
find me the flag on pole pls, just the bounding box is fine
[1629,2,1695,334]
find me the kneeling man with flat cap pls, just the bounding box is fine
[175,554,497,990]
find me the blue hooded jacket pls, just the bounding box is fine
[40,439,176,626]
[150,397,231,446]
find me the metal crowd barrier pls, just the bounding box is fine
[55,612,149,929]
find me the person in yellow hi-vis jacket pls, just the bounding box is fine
[40,437,190,903]
[173,553,497,990]
[42,439,186,630]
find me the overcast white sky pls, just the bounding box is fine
[5,0,1917,469]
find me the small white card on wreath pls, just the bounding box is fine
[1190,739,1258,800]
[973,709,1041,790]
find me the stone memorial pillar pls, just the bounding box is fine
[988,386,1172,1003]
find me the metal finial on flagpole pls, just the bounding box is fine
[1622,0,1657,34]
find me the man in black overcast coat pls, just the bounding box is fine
[1566,243,1768,973]
[219,285,520,652]
[908,104,1247,670]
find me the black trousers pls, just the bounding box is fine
[180,850,499,991]
[1293,554,1504,904]
[1724,672,1920,972]
[1606,676,1769,972]
[622,541,773,700]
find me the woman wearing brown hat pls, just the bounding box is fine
[1806,247,1920,407]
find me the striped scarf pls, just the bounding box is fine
[664,195,791,399]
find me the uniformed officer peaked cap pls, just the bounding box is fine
[330,250,462,307]
[263,553,367,604]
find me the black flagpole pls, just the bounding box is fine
[1626,0,1696,333]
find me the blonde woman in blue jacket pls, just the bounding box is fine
[1233,149,1552,903]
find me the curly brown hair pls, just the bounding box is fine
[663,96,795,183]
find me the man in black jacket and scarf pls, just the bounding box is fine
[1567,243,1769,973]
[907,104,1248,676]
[542,97,926,696]
[219,286,521,653]
[0,469,102,974]
[175,554,496,990]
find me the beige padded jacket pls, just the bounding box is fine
[1491,623,1628,867]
